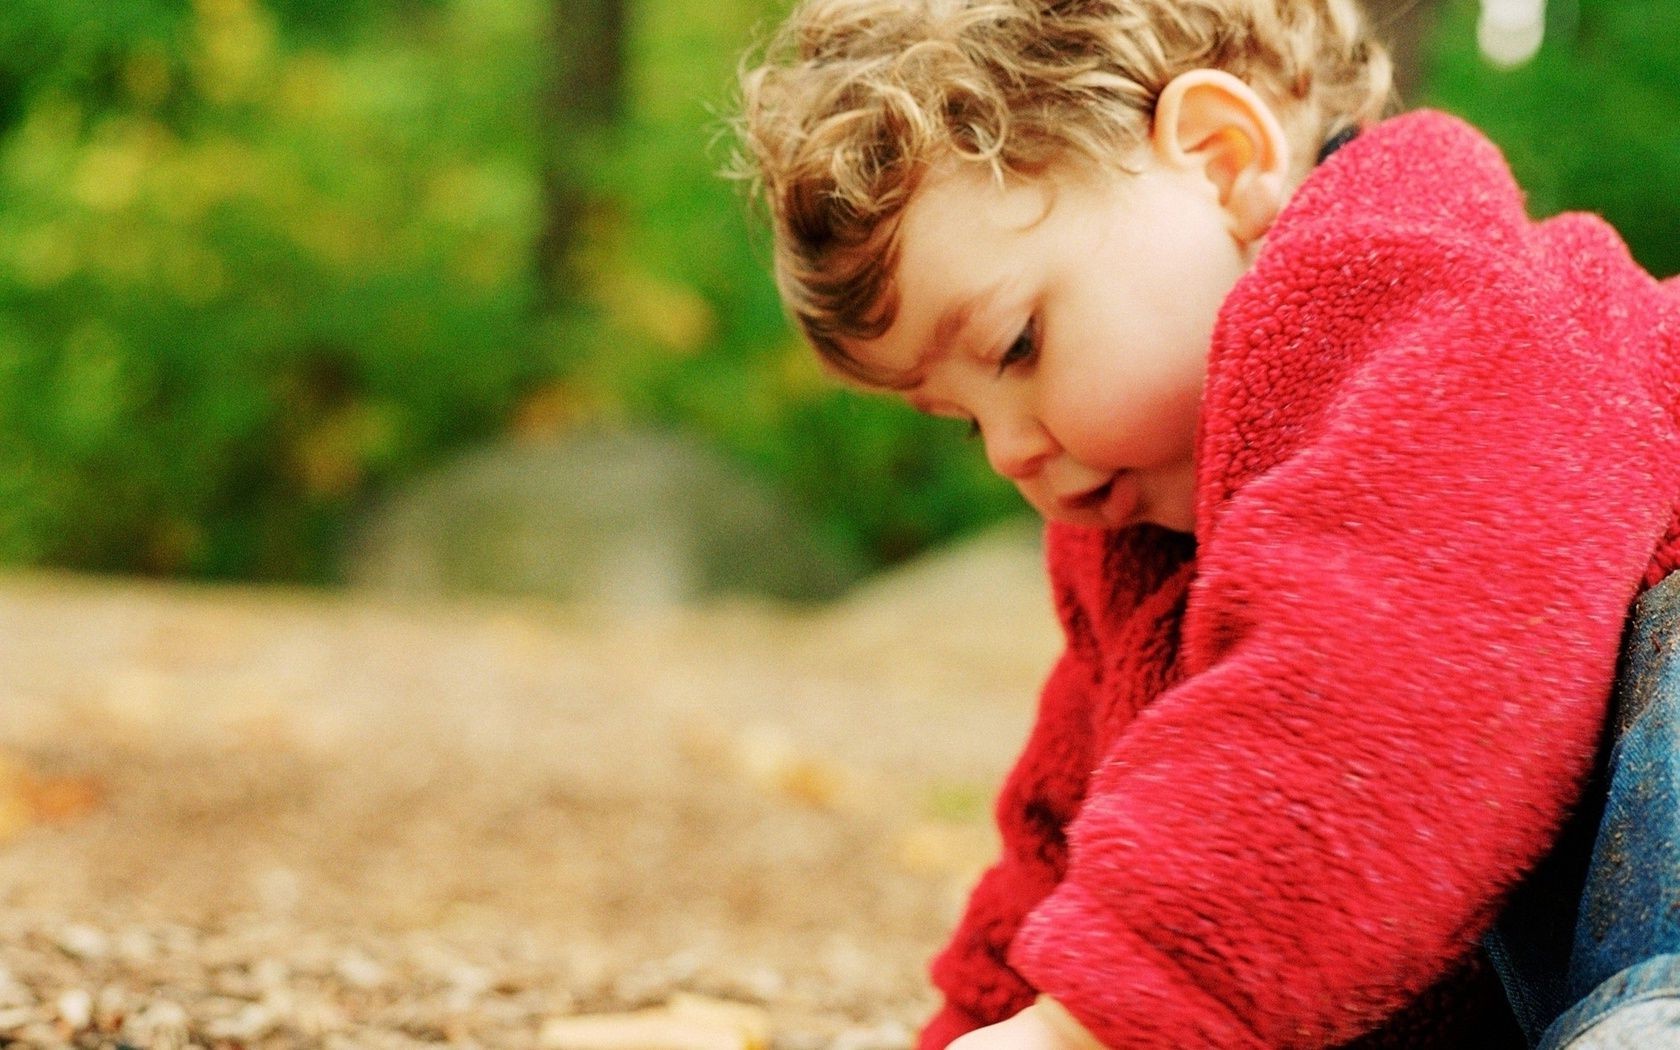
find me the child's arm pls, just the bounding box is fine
[1000,223,1680,1048]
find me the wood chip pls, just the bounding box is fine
[540,994,771,1050]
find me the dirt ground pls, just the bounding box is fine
[0,530,1061,1049]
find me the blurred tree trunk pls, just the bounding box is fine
[535,0,627,307]
[1366,0,1447,102]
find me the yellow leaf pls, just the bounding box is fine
[0,785,31,845]
[0,752,104,845]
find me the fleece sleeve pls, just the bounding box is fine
[1007,227,1680,1048]
[920,528,1195,1049]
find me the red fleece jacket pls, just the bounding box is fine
[920,110,1680,1049]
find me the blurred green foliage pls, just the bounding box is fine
[0,0,1673,585]
[0,0,1015,583]
[0,0,551,578]
[1420,0,1680,279]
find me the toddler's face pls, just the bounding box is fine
[839,157,1258,533]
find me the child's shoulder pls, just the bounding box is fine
[1275,109,1527,253]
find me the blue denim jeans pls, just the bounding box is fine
[1484,570,1680,1048]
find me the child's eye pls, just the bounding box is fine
[996,318,1037,375]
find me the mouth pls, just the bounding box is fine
[1058,475,1119,515]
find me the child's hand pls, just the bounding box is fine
[948,999,1108,1050]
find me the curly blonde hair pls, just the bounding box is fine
[732,0,1394,382]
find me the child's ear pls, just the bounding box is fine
[1150,69,1292,245]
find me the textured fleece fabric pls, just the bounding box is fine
[919,110,1680,1049]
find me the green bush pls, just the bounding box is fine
[0,0,550,578]
[1420,0,1680,279]
[0,0,1024,584]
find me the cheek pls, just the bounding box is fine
[1047,342,1206,467]
[1045,361,1141,455]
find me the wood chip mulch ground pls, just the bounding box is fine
[0,533,1057,1049]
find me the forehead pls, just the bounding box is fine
[898,164,1055,283]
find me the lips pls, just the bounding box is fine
[1059,475,1118,515]
[1052,471,1141,526]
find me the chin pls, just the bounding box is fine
[1138,497,1197,535]
[1140,467,1198,534]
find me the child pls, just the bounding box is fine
[732,0,1680,1046]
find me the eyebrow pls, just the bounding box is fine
[897,281,998,390]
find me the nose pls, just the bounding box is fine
[981,413,1054,481]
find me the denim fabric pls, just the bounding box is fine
[1541,954,1680,1049]
[1485,570,1680,1048]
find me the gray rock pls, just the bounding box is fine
[343,430,864,609]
